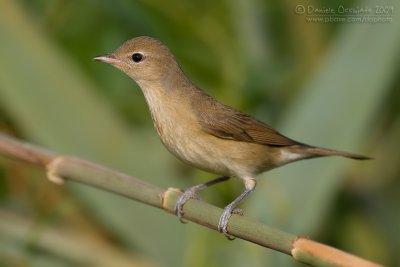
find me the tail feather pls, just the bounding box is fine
[290,145,371,160]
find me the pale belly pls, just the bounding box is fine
[144,90,278,179]
[164,132,234,176]
[158,124,278,178]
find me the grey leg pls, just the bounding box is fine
[176,176,230,222]
[218,179,256,238]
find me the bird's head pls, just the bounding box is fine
[94,36,182,87]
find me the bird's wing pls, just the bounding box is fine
[194,95,299,147]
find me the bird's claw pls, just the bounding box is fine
[232,208,243,216]
[175,188,200,223]
[218,207,244,240]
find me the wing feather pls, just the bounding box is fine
[193,93,299,147]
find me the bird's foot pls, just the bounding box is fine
[175,188,200,223]
[218,206,243,240]
[232,208,243,216]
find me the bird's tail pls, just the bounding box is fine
[289,144,371,160]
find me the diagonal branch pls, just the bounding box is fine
[0,133,382,267]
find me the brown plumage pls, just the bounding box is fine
[192,89,369,161]
[194,92,299,146]
[94,36,370,237]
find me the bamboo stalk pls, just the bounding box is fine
[0,133,383,267]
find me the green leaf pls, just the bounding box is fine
[0,1,183,265]
[250,0,400,265]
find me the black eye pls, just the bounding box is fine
[132,53,143,62]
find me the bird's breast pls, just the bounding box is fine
[142,89,231,175]
[141,87,280,178]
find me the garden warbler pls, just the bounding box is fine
[94,36,369,237]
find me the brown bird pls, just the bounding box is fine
[94,36,369,237]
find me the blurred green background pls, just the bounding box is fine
[0,0,399,266]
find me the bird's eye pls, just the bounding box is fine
[132,53,143,63]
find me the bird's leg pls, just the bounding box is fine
[218,178,256,239]
[176,176,230,222]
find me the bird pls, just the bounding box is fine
[94,36,370,237]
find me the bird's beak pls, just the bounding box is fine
[93,54,120,65]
